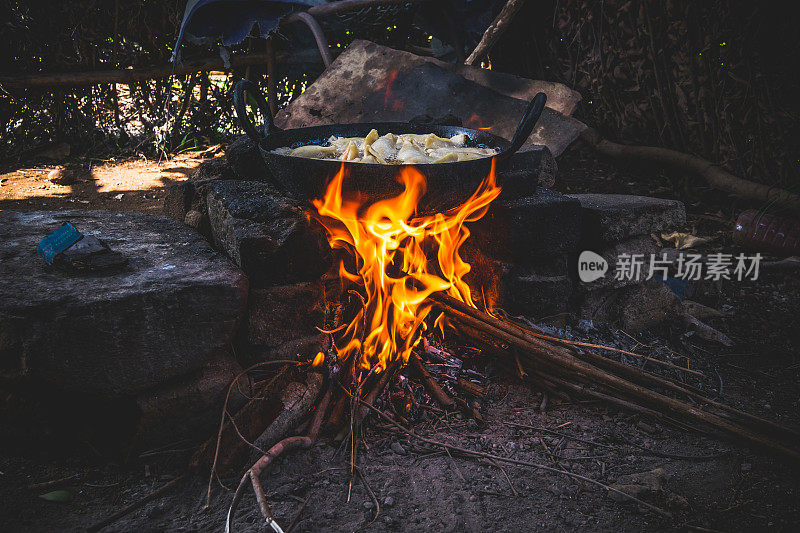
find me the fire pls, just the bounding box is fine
[383,70,403,111]
[312,161,500,373]
[466,113,492,130]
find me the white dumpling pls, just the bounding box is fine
[455,152,484,161]
[424,134,456,150]
[398,133,430,145]
[428,146,493,162]
[291,145,338,159]
[428,147,456,159]
[370,134,397,161]
[342,141,360,161]
[366,145,388,164]
[363,129,379,148]
[397,140,435,164]
[432,152,459,164]
[327,135,363,151]
[449,133,467,146]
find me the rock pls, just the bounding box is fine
[568,193,686,244]
[499,146,558,192]
[463,244,572,316]
[247,281,326,348]
[205,180,331,286]
[225,135,270,182]
[470,189,582,265]
[619,281,682,333]
[163,156,234,223]
[0,210,248,395]
[383,496,395,507]
[618,468,667,491]
[636,420,659,434]
[245,333,330,367]
[134,356,244,447]
[363,501,374,510]
[184,209,206,230]
[500,265,573,318]
[275,40,586,157]
[188,156,232,192]
[666,492,690,510]
[578,235,662,291]
[162,180,194,222]
[576,286,624,324]
[47,168,76,185]
[608,468,667,503]
[390,441,407,455]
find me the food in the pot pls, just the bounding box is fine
[271,129,498,164]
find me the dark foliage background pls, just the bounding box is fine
[2,0,799,191]
[494,0,800,190]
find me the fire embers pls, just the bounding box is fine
[312,160,500,373]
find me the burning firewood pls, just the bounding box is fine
[429,291,800,462]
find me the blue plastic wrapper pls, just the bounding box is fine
[37,223,83,265]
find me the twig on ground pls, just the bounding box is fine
[204,360,301,509]
[433,293,800,462]
[26,474,79,491]
[225,383,331,533]
[285,492,312,533]
[87,475,187,533]
[89,360,305,533]
[488,458,519,497]
[356,466,380,525]
[357,398,672,517]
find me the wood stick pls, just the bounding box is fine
[409,352,455,408]
[457,377,487,398]
[431,294,800,462]
[580,127,800,212]
[0,51,319,90]
[87,475,187,533]
[458,307,800,459]
[227,385,332,533]
[456,294,699,376]
[465,0,528,66]
[572,346,800,442]
[285,0,432,22]
[26,474,79,491]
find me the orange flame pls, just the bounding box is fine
[383,70,400,110]
[312,161,500,373]
[466,113,492,131]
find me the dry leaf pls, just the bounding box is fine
[661,232,714,250]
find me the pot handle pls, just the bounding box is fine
[496,92,547,162]
[233,79,280,141]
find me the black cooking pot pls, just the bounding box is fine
[233,79,546,212]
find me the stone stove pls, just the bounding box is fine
[164,135,686,367]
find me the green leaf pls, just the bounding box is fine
[39,490,72,503]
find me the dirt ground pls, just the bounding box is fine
[0,152,208,213]
[1,143,798,532]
